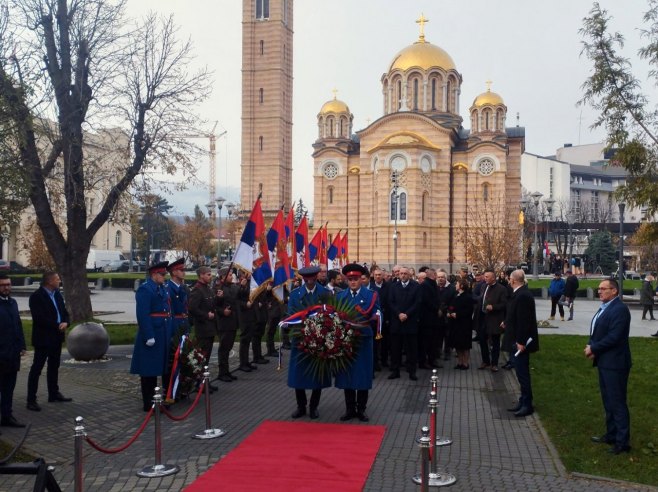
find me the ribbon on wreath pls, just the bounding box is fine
[166,334,187,402]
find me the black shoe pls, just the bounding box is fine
[309,407,319,419]
[265,350,279,357]
[507,404,522,412]
[454,364,463,370]
[48,393,72,402]
[291,407,306,419]
[26,401,41,412]
[608,444,631,455]
[387,371,400,380]
[356,411,369,422]
[1,416,26,428]
[248,363,258,369]
[340,411,356,421]
[409,373,418,381]
[253,358,270,364]
[514,407,534,417]
[591,435,615,444]
[229,373,238,380]
[237,365,252,372]
[208,383,219,393]
[217,374,233,382]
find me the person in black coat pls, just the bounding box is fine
[26,271,72,411]
[387,266,420,381]
[563,270,579,321]
[503,270,539,417]
[585,279,632,454]
[446,278,474,369]
[0,274,27,427]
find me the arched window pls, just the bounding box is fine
[421,192,428,221]
[328,186,334,204]
[327,116,334,137]
[446,80,452,112]
[259,136,263,151]
[482,183,490,202]
[260,40,264,55]
[413,78,419,110]
[114,230,122,248]
[340,118,344,137]
[390,190,407,220]
[259,88,264,103]
[431,78,437,110]
[397,80,402,109]
[484,110,490,130]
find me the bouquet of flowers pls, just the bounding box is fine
[168,329,206,399]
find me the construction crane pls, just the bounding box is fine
[183,122,227,205]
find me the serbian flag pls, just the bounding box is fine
[267,210,292,301]
[284,206,296,267]
[294,215,309,270]
[232,198,272,295]
[340,231,349,266]
[327,231,341,270]
[319,223,328,266]
[309,225,323,264]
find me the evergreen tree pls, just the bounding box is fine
[294,199,308,226]
[585,231,618,274]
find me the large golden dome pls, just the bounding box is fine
[319,97,350,115]
[389,40,456,72]
[473,88,505,107]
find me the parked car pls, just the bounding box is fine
[102,260,130,272]
[0,260,9,271]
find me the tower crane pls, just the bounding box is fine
[183,122,227,206]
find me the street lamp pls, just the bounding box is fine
[565,210,576,271]
[225,202,236,259]
[391,171,400,267]
[618,202,626,300]
[543,198,555,272]
[207,196,226,269]
[530,191,543,280]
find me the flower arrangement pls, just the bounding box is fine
[168,329,206,399]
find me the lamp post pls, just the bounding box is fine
[566,210,575,271]
[1,227,9,260]
[225,202,236,259]
[530,191,543,280]
[618,202,626,300]
[391,171,400,268]
[207,196,226,269]
[543,198,555,272]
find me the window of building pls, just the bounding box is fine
[114,230,122,248]
[549,167,554,197]
[260,40,264,55]
[328,186,334,204]
[446,80,452,112]
[259,88,263,103]
[482,183,490,202]
[413,78,419,110]
[397,80,402,110]
[327,116,334,137]
[259,136,263,151]
[283,0,288,25]
[421,192,428,221]
[431,78,437,110]
[255,0,269,19]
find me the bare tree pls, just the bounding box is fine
[455,195,522,271]
[0,0,211,320]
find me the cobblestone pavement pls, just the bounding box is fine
[1,341,655,492]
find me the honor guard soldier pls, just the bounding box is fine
[130,261,172,412]
[214,268,248,382]
[287,266,332,419]
[336,263,380,422]
[188,266,219,392]
[166,258,190,339]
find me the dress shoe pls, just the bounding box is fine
[26,401,41,412]
[229,373,238,380]
[48,393,73,402]
[291,407,306,419]
[340,411,356,421]
[409,373,418,381]
[478,363,490,370]
[217,374,233,382]
[1,416,26,428]
[548,316,555,320]
[590,435,615,444]
[265,350,279,357]
[514,407,534,417]
[490,366,499,373]
[356,411,369,422]
[608,444,631,455]
[460,364,469,370]
[387,371,400,380]
[309,407,319,419]
[501,361,512,370]
[253,358,270,364]
[248,362,258,369]
[208,383,219,393]
[507,403,522,412]
[454,364,463,370]
[237,365,252,372]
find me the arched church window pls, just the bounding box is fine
[431,79,437,110]
[423,232,427,248]
[259,88,264,103]
[328,186,334,204]
[446,80,452,112]
[484,110,490,130]
[260,40,264,55]
[340,118,344,137]
[114,230,122,248]
[399,192,407,220]
[413,78,419,110]
[327,116,334,137]
[397,80,402,110]
[482,183,490,202]
[421,192,428,221]
[259,136,263,151]
[391,190,408,220]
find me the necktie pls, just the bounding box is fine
[352,290,357,298]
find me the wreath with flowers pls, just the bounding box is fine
[168,328,206,399]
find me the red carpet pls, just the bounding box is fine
[185,420,386,491]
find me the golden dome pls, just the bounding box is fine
[472,87,505,107]
[389,40,456,72]
[319,97,350,115]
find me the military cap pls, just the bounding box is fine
[149,261,169,274]
[298,265,320,277]
[167,258,185,272]
[342,263,367,278]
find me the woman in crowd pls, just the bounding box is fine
[447,278,475,369]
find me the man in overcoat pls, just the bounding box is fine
[478,269,508,372]
[387,266,420,381]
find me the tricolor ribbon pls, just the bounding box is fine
[166,334,187,402]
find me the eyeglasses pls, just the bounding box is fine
[597,287,613,291]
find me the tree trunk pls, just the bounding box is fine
[58,242,93,322]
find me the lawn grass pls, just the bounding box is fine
[20,320,138,349]
[533,335,658,486]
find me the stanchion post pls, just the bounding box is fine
[429,369,452,448]
[194,366,226,439]
[416,426,431,492]
[137,387,179,478]
[74,416,85,492]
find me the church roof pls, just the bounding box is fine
[319,97,350,115]
[389,40,456,72]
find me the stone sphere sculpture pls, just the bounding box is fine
[67,322,110,361]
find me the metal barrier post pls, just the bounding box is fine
[194,367,226,439]
[414,426,431,492]
[137,387,179,478]
[74,417,85,492]
[430,369,452,447]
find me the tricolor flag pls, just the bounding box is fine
[327,230,341,270]
[267,209,293,301]
[309,224,323,264]
[284,205,296,268]
[294,215,309,270]
[232,198,272,296]
[319,223,328,267]
[340,231,349,265]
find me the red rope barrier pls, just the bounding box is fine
[160,381,206,421]
[85,407,154,454]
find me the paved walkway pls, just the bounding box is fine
[2,290,656,491]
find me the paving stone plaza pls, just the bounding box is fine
[1,289,656,491]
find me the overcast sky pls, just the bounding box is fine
[125,0,652,217]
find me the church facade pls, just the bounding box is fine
[312,22,524,271]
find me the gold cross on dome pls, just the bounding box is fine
[331,88,338,100]
[416,13,429,42]
[486,80,493,92]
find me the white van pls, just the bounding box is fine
[87,250,126,272]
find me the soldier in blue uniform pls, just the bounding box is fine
[336,263,380,422]
[287,266,332,419]
[164,258,189,400]
[130,262,172,411]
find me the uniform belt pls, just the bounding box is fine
[174,314,188,319]
[149,313,171,318]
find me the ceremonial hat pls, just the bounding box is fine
[167,258,185,272]
[342,263,367,278]
[148,261,169,274]
[298,266,320,277]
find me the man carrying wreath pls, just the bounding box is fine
[336,263,380,422]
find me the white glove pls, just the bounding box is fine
[146,338,156,347]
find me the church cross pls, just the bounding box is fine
[331,88,338,100]
[416,13,429,42]
[486,80,492,92]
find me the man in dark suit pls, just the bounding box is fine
[504,270,539,417]
[478,269,508,372]
[585,279,632,455]
[387,266,420,381]
[26,271,71,411]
